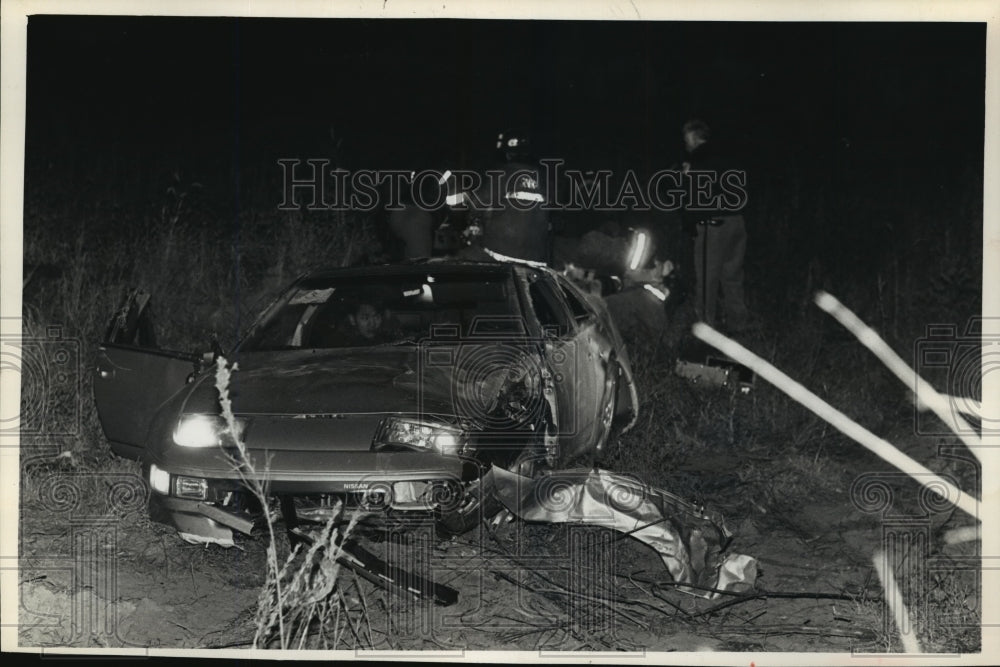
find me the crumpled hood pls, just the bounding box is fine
[181,343,540,421]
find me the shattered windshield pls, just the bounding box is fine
[241,271,524,351]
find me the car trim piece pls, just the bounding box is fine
[156,496,255,535]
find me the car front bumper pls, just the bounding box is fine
[145,452,482,536]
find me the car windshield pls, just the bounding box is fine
[240,270,524,351]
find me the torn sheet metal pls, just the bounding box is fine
[491,466,757,599]
[173,512,237,548]
[178,531,236,548]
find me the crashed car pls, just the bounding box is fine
[94,259,638,542]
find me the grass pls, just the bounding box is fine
[17,149,983,651]
[612,306,982,652]
[214,355,372,650]
[18,166,379,649]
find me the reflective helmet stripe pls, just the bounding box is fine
[505,191,545,203]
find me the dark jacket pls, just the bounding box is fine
[681,141,747,234]
[472,160,550,262]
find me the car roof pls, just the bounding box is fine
[300,259,534,281]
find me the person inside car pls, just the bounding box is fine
[316,299,406,347]
[350,302,388,341]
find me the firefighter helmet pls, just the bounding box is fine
[496,130,531,161]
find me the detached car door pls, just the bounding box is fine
[93,291,199,460]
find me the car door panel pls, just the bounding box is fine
[562,305,607,452]
[526,273,601,461]
[93,291,198,459]
[94,345,198,458]
[557,274,638,427]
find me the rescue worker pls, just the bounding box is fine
[463,130,551,263]
[681,119,749,333]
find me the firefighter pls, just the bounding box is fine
[467,130,551,263]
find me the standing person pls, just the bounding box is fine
[469,129,551,263]
[681,119,750,333]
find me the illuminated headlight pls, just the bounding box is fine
[173,414,247,448]
[375,417,466,456]
[149,464,170,495]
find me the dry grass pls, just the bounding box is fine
[18,150,983,651]
[606,302,982,653]
[19,171,377,648]
[252,510,368,649]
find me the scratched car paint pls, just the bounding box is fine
[94,260,638,540]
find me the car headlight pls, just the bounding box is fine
[375,417,466,456]
[173,414,247,448]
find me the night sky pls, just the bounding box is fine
[25,17,985,177]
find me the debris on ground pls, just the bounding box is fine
[166,466,756,604]
[491,465,757,599]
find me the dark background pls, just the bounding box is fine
[26,18,985,171]
[23,16,986,333]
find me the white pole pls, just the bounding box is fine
[872,549,923,654]
[814,291,983,462]
[692,323,980,519]
[915,393,982,420]
[943,525,980,545]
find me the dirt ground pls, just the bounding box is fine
[18,425,979,654]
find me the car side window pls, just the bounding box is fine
[529,276,574,337]
[556,278,593,322]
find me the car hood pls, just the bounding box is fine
[181,343,539,421]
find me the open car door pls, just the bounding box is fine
[93,290,199,460]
